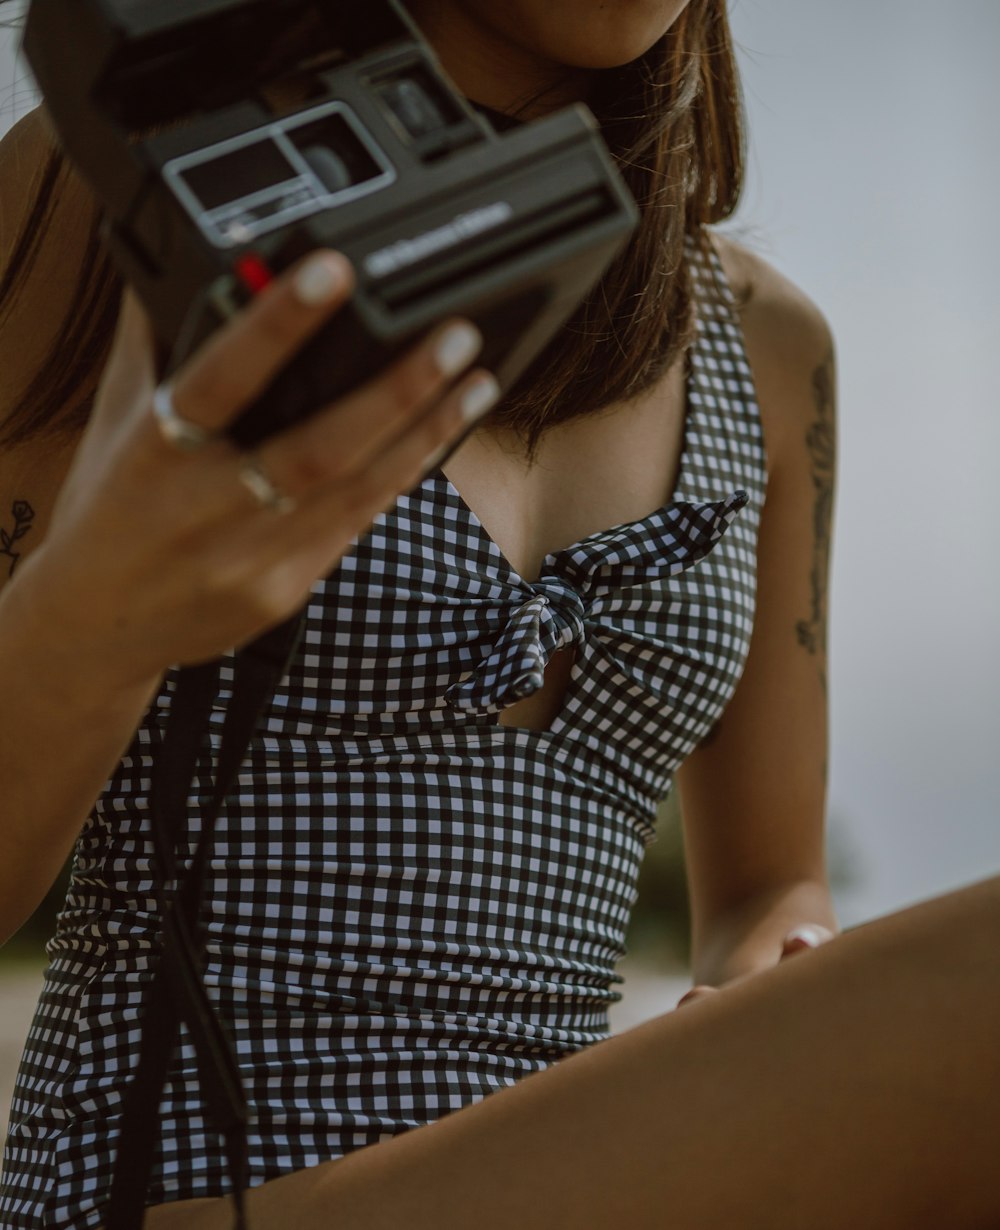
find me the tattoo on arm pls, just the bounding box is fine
[795,350,836,693]
[1,500,36,578]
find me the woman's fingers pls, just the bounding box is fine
[676,985,719,1009]
[248,320,488,505]
[155,364,501,652]
[781,925,836,959]
[161,250,355,436]
[251,367,500,568]
[675,929,837,1012]
[49,245,501,669]
[118,242,495,531]
[169,317,491,527]
[140,244,491,519]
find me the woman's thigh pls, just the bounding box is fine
[138,875,1000,1230]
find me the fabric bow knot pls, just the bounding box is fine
[446,574,586,712]
[444,490,749,715]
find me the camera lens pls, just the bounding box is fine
[300,147,352,193]
[288,113,382,188]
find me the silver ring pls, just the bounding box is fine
[152,383,216,452]
[238,453,297,515]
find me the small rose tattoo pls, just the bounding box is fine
[1,499,36,578]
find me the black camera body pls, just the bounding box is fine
[23,0,638,448]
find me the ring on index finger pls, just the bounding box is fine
[152,383,218,452]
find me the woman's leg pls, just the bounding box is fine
[145,875,1000,1230]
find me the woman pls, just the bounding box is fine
[0,1,997,1227]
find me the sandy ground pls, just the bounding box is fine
[0,960,689,1178]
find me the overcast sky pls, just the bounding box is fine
[1,2,998,927]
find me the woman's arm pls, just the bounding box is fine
[0,112,155,943]
[0,114,497,947]
[0,552,165,945]
[676,237,839,988]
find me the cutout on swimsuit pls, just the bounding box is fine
[498,644,577,733]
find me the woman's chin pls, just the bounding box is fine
[409,0,692,74]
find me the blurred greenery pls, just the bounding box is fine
[0,859,70,967]
[625,790,693,966]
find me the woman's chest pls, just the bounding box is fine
[440,357,688,585]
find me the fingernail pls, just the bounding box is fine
[786,926,823,948]
[461,374,500,423]
[435,322,482,378]
[294,253,350,305]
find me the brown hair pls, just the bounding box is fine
[500,0,745,450]
[0,0,744,452]
[0,144,122,447]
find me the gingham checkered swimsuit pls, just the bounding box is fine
[1,234,767,1226]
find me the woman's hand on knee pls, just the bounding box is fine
[676,924,837,1009]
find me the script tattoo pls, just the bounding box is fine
[1,499,36,578]
[795,350,836,695]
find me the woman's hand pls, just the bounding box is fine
[14,249,497,686]
[676,924,837,1008]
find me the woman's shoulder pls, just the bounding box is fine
[706,230,836,472]
[707,230,833,361]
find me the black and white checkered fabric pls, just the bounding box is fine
[1,233,767,1227]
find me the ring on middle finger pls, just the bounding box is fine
[237,452,297,515]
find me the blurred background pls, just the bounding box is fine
[1,0,998,1143]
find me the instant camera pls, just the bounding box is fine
[23,0,638,448]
